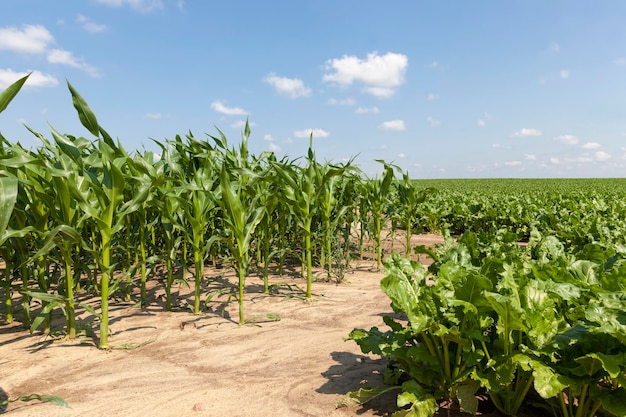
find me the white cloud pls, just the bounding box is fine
[524,154,537,160]
[355,106,379,114]
[550,157,560,164]
[430,61,439,68]
[595,151,611,161]
[378,120,405,131]
[0,69,58,89]
[47,49,101,77]
[144,112,162,119]
[264,73,311,98]
[231,120,255,129]
[477,112,495,127]
[560,69,570,79]
[582,142,601,149]
[504,161,522,166]
[328,97,355,106]
[293,128,329,138]
[554,134,579,145]
[0,24,100,76]
[549,41,560,53]
[398,153,406,158]
[577,156,593,163]
[323,51,408,98]
[0,24,54,54]
[614,58,626,66]
[76,15,108,33]
[210,101,248,115]
[93,0,164,12]
[268,142,281,152]
[512,128,542,137]
[263,134,274,141]
[427,93,438,101]
[492,144,503,149]
[426,116,441,127]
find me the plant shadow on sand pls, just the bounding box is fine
[318,351,397,417]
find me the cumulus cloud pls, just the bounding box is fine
[549,41,560,53]
[293,128,329,138]
[554,134,579,145]
[378,120,405,131]
[614,58,626,66]
[355,106,379,114]
[144,112,162,119]
[560,69,570,79]
[550,157,560,164]
[398,153,406,158]
[93,0,164,12]
[477,112,495,127]
[524,154,537,160]
[492,144,503,149]
[230,120,255,129]
[268,142,281,152]
[426,116,441,127]
[328,97,355,106]
[504,161,522,166]
[47,49,101,77]
[264,73,311,98]
[582,142,601,149]
[427,93,438,101]
[512,128,542,137]
[595,151,611,161]
[323,51,408,98]
[210,101,248,115]
[0,24,99,77]
[76,15,108,33]
[0,69,58,89]
[0,24,54,54]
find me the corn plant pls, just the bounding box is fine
[218,163,265,324]
[363,161,395,270]
[271,138,338,299]
[171,134,220,315]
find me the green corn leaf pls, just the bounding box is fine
[0,176,18,244]
[2,394,70,408]
[67,80,99,136]
[0,73,30,114]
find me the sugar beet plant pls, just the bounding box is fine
[345,230,626,417]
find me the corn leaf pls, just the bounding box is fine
[0,73,30,114]
[67,80,99,137]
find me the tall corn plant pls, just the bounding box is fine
[363,161,395,270]
[393,169,436,258]
[214,122,268,323]
[171,134,219,315]
[218,164,265,324]
[272,137,344,299]
[0,73,31,323]
[60,82,152,348]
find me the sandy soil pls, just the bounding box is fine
[0,233,446,417]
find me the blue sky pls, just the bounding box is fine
[1,0,625,178]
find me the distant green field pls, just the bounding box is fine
[412,178,626,193]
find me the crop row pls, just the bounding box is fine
[0,75,432,349]
[347,229,626,417]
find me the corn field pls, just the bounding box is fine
[0,74,423,349]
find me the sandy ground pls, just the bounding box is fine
[0,234,445,417]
